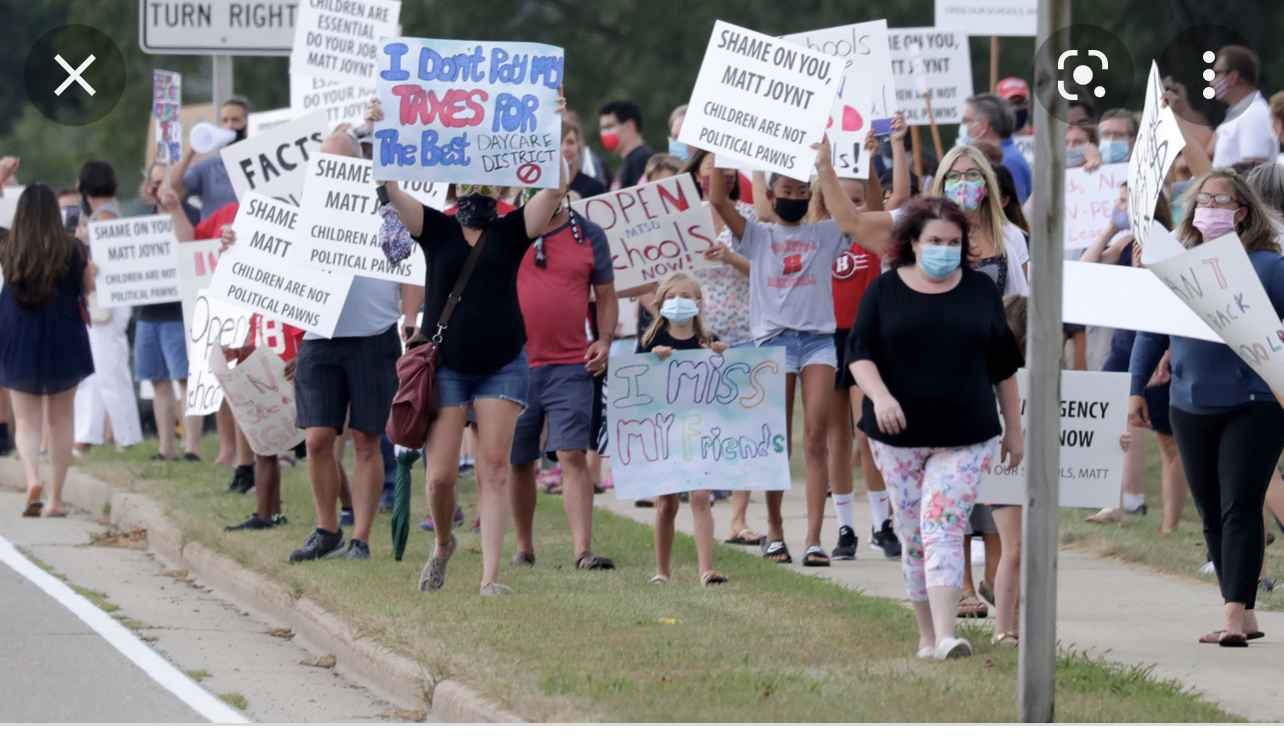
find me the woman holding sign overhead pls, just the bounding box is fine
[1129,168,1284,647]
[366,92,569,597]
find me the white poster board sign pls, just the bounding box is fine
[246,107,296,137]
[1064,163,1127,252]
[0,197,17,229]
[1013,134,1035,167]
[608,347,791,500]
[570,175,717,294]
[1062,260,1221,342]
[175,239,223,332]
[291,76,378,127]
[289,0,401,83]
[210,192,353,337]
[980,370,1129,506]
[781,21,895,179]
[221,110,329,207]
[186,291,252,417]
[89,215,181,307]
[293,154,425,285]
[399,180,448,211]
[934,0,1038,37]
[887,28,973,126]
[678,21,843,182]
[211,348,306,456]
[1127,62,1183,250]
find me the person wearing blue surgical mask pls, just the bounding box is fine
[1097,109,1137,165]
[846,196,1024,660]
[667,104,692,163]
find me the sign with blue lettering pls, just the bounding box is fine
[372,36,565,188]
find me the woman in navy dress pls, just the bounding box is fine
[0,182,96,517]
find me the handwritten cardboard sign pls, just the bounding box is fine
[186,291,251,417]
[373,36,565,188]
[1063,163,1127,252]
[887,28,973,126]
[1128,62,1183,250]
[152,70,182,163]
[678,21,843,182]
[608,347,791,500]
[221,110,329,207]
[570,175,716,295]
[90,215,181,307]
[291,75,378,127]
[211,347,306,456]
[289,0,402,83]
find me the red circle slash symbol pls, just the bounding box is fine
[517,163,541,184]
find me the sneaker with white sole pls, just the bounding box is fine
[935,637,973,660]
[870,519,902,559]
[831,525,857,560]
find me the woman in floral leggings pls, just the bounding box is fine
[847,197,1024,660]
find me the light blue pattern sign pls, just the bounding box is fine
[373,36,564,188]
[608,347,791,500]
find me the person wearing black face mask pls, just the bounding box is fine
[170,96,252,221]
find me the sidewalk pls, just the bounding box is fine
[597,478,1284,722]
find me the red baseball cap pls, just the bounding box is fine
[997,77,1030,101]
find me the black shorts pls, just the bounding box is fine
[294,326,401,435]
[833,329,856,389]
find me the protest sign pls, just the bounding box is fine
[571,175,716,295]
[934,0,1038,37]
[152,70,182,163]
[1064,163,1127,252]
[291,76,378,127]
[221,110,329,206]
[372,37,565,188]
[186,291,251,417]
[289,0,401,83]
[399,180,448,210]
[246,107,296,137]
[210,192,353,337]
[175,239,223,332]
[887,28,972,126]
[90,215,181,307]
[1127,62,1183,249]
[1062,260,1221,342]
[211,348,307,456]
[980,370,1129,506]
[0,197,17,229]
[1013,134,1035,167]
[608,346,792,500]
[293,154,426,285]
[782,21,895,179]
[678,21,842,182]
[1145,229,1284,395]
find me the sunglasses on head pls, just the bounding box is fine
[458,184,496,197]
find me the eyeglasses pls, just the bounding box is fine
[944,169,985,182]
[457,184,495,197]
[1195,193,1238,206]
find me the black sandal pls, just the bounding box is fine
[802,545,831,567]
[575,551,615,570]
[761,539,792,564]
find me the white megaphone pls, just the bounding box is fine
[190,122,238,154]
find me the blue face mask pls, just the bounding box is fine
[1099,139,1130,164]
[1111,208,1131,231]
[667,139,690,162]
[660,297,700,325]
[919,244,962,279]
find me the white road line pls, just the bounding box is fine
[0,534,249,723]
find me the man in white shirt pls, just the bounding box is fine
[1209,45,1278,167]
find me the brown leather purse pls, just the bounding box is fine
[385,229,489,448]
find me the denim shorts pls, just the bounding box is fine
[134,319,189,381]
[510,363,593,464]
[760,329,837,374]
[437,349,530,410]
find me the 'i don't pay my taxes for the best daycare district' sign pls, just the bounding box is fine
[373,37,565,188]
[678,21,842,182]
[90,215,181,308]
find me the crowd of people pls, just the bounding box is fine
[3,41,1284,660]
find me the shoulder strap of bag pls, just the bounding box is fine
[431,228,491,344]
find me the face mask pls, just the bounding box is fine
[234,127,247,142]
[699,173,737,195]
[668,139,690,162]
[919,244,962,279]
[1111,208,1131,231]
[1066,146,1086,167]
[1013,108,1029,131]
[1192,207,1240,241]
[659,297,700,325]
[1099,139,1129,164]
[600,132,620,151]
[944,179,986,212]
[455,193,499,230]
[772,196,810,223]
[1212,75,1231,102]
[955,121,979,147]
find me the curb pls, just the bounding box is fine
[0,459,521,724]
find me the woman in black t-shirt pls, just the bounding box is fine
[846,197,1024,661]
[367,94,568,597]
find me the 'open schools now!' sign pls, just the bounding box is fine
[373,37,564,188]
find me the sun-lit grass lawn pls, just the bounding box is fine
[69,433,1236,722]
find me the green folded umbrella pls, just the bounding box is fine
[392,448,421,561]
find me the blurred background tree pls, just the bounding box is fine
[3,0,1283,209]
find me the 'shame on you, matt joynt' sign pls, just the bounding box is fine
[373,37,564,188]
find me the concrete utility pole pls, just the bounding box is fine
[1020,0,1070,723]
[212,55,234,111]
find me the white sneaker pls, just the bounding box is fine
[916,647,936,659]
[935,637,973,660]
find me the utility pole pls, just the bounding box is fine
[212,55,234,112]
[1020,0,1070,723]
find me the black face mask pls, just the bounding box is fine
[773,196,810,224]
[234,127,247,142]
[1013,109,1029,132]
[455,194,499,230]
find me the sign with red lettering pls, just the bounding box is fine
[570,175,717,295]
[373,36,565,188]
[221,110,329,206]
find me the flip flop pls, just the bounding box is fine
[701,571,729,586]
[22,500,43,518]
[724,529,765,545]
[802,545,831,567]
[419,534,457,591]
[761,539,792,564]
[45,511,67,518]
[1219,632,1249,648]
[1247,631,1266,641]
[510,551,535,567]
[575,551,615,570]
